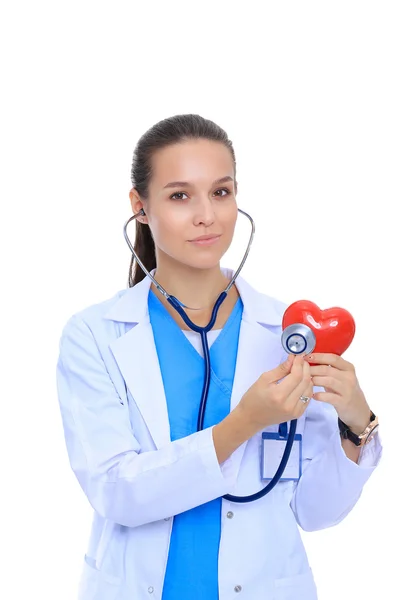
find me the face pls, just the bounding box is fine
[130,139,238,272]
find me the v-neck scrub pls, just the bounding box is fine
[148,289,244,599]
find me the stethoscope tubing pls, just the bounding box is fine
[197,324,298,503]
[124,208,297,503]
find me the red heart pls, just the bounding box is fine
[282,300,356,356]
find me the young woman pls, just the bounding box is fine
[56,114,382,600]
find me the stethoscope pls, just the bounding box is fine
[123,207,313,503]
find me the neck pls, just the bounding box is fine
[152,262,230,311]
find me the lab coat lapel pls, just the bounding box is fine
[106,274,172,449]
[105,268,284,458]
[109,320,172,449]
[228,316,284,474]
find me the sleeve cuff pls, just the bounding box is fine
[198,426,237,494]
[333,427,383,471]
[357,430,383,467]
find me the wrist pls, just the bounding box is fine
[233,404,265,437]
[212,408,259,465]
[338,408,379,448]
[338,406,372,436]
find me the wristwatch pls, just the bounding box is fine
[338,410,379,447]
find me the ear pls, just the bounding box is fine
[129,188,148,223]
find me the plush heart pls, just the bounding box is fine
[282,300,356,356]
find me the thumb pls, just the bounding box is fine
[265,353,295,384]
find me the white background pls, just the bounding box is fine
[1,1,399,598]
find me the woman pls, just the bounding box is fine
[56,114,382,600]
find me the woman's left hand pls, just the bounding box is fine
[305,353,371,434]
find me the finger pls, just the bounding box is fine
[309,365,345,380]
[286,361,314,419]
[303,361,314,397]
[305,353,354,372]
[264,353,296,385]
[286,359,313,408]
[273,354,305,394]
[293,390,312,418]
[294,394,314,419]
[297,362,314,413]
[311,375,345,395]
[305,381,314,398]
[313,390,341,407]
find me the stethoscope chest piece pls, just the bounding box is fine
[281,323,316,355]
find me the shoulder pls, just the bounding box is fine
[58,288,129,344]
[71,288,128,323]
[236,273,288,327]
[257,289,288,317]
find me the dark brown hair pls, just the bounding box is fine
[128,114,237,287]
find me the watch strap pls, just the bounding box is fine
[338,411,376,446]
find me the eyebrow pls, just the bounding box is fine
[163,175,234,189]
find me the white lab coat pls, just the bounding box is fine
[56,267,382,600]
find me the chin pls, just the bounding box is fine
[184,256,222,271]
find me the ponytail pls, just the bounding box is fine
[128,217,156,287]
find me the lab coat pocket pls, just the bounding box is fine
[78,555,122,600]
[273,567,317,600]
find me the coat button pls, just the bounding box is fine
[234,585,242,592]
[148,587,154,593]
[227,511,234,519]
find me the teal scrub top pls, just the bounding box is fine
[148,290,243,599]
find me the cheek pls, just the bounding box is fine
[224,211,238,238]
[150,213,185,248]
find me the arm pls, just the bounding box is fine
[56,315,239,529]
[341,437,362,463]
[213,408,258,464]
[290,386,382,532]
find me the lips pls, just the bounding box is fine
[190,235,220,242]
[188,234,222,247]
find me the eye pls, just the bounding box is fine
[214,188,231,197]
[170,192,188,201]
[169,188,231,201]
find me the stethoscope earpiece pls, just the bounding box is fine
[281,323,316,355]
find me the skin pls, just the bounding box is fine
[129,139,239,330]
[305,353,373,463]
[129,139,373,464]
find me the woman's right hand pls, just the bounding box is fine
[236,354,313,432]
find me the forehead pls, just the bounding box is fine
[150,139,234,187]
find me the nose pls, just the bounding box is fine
[193,196,215,227]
